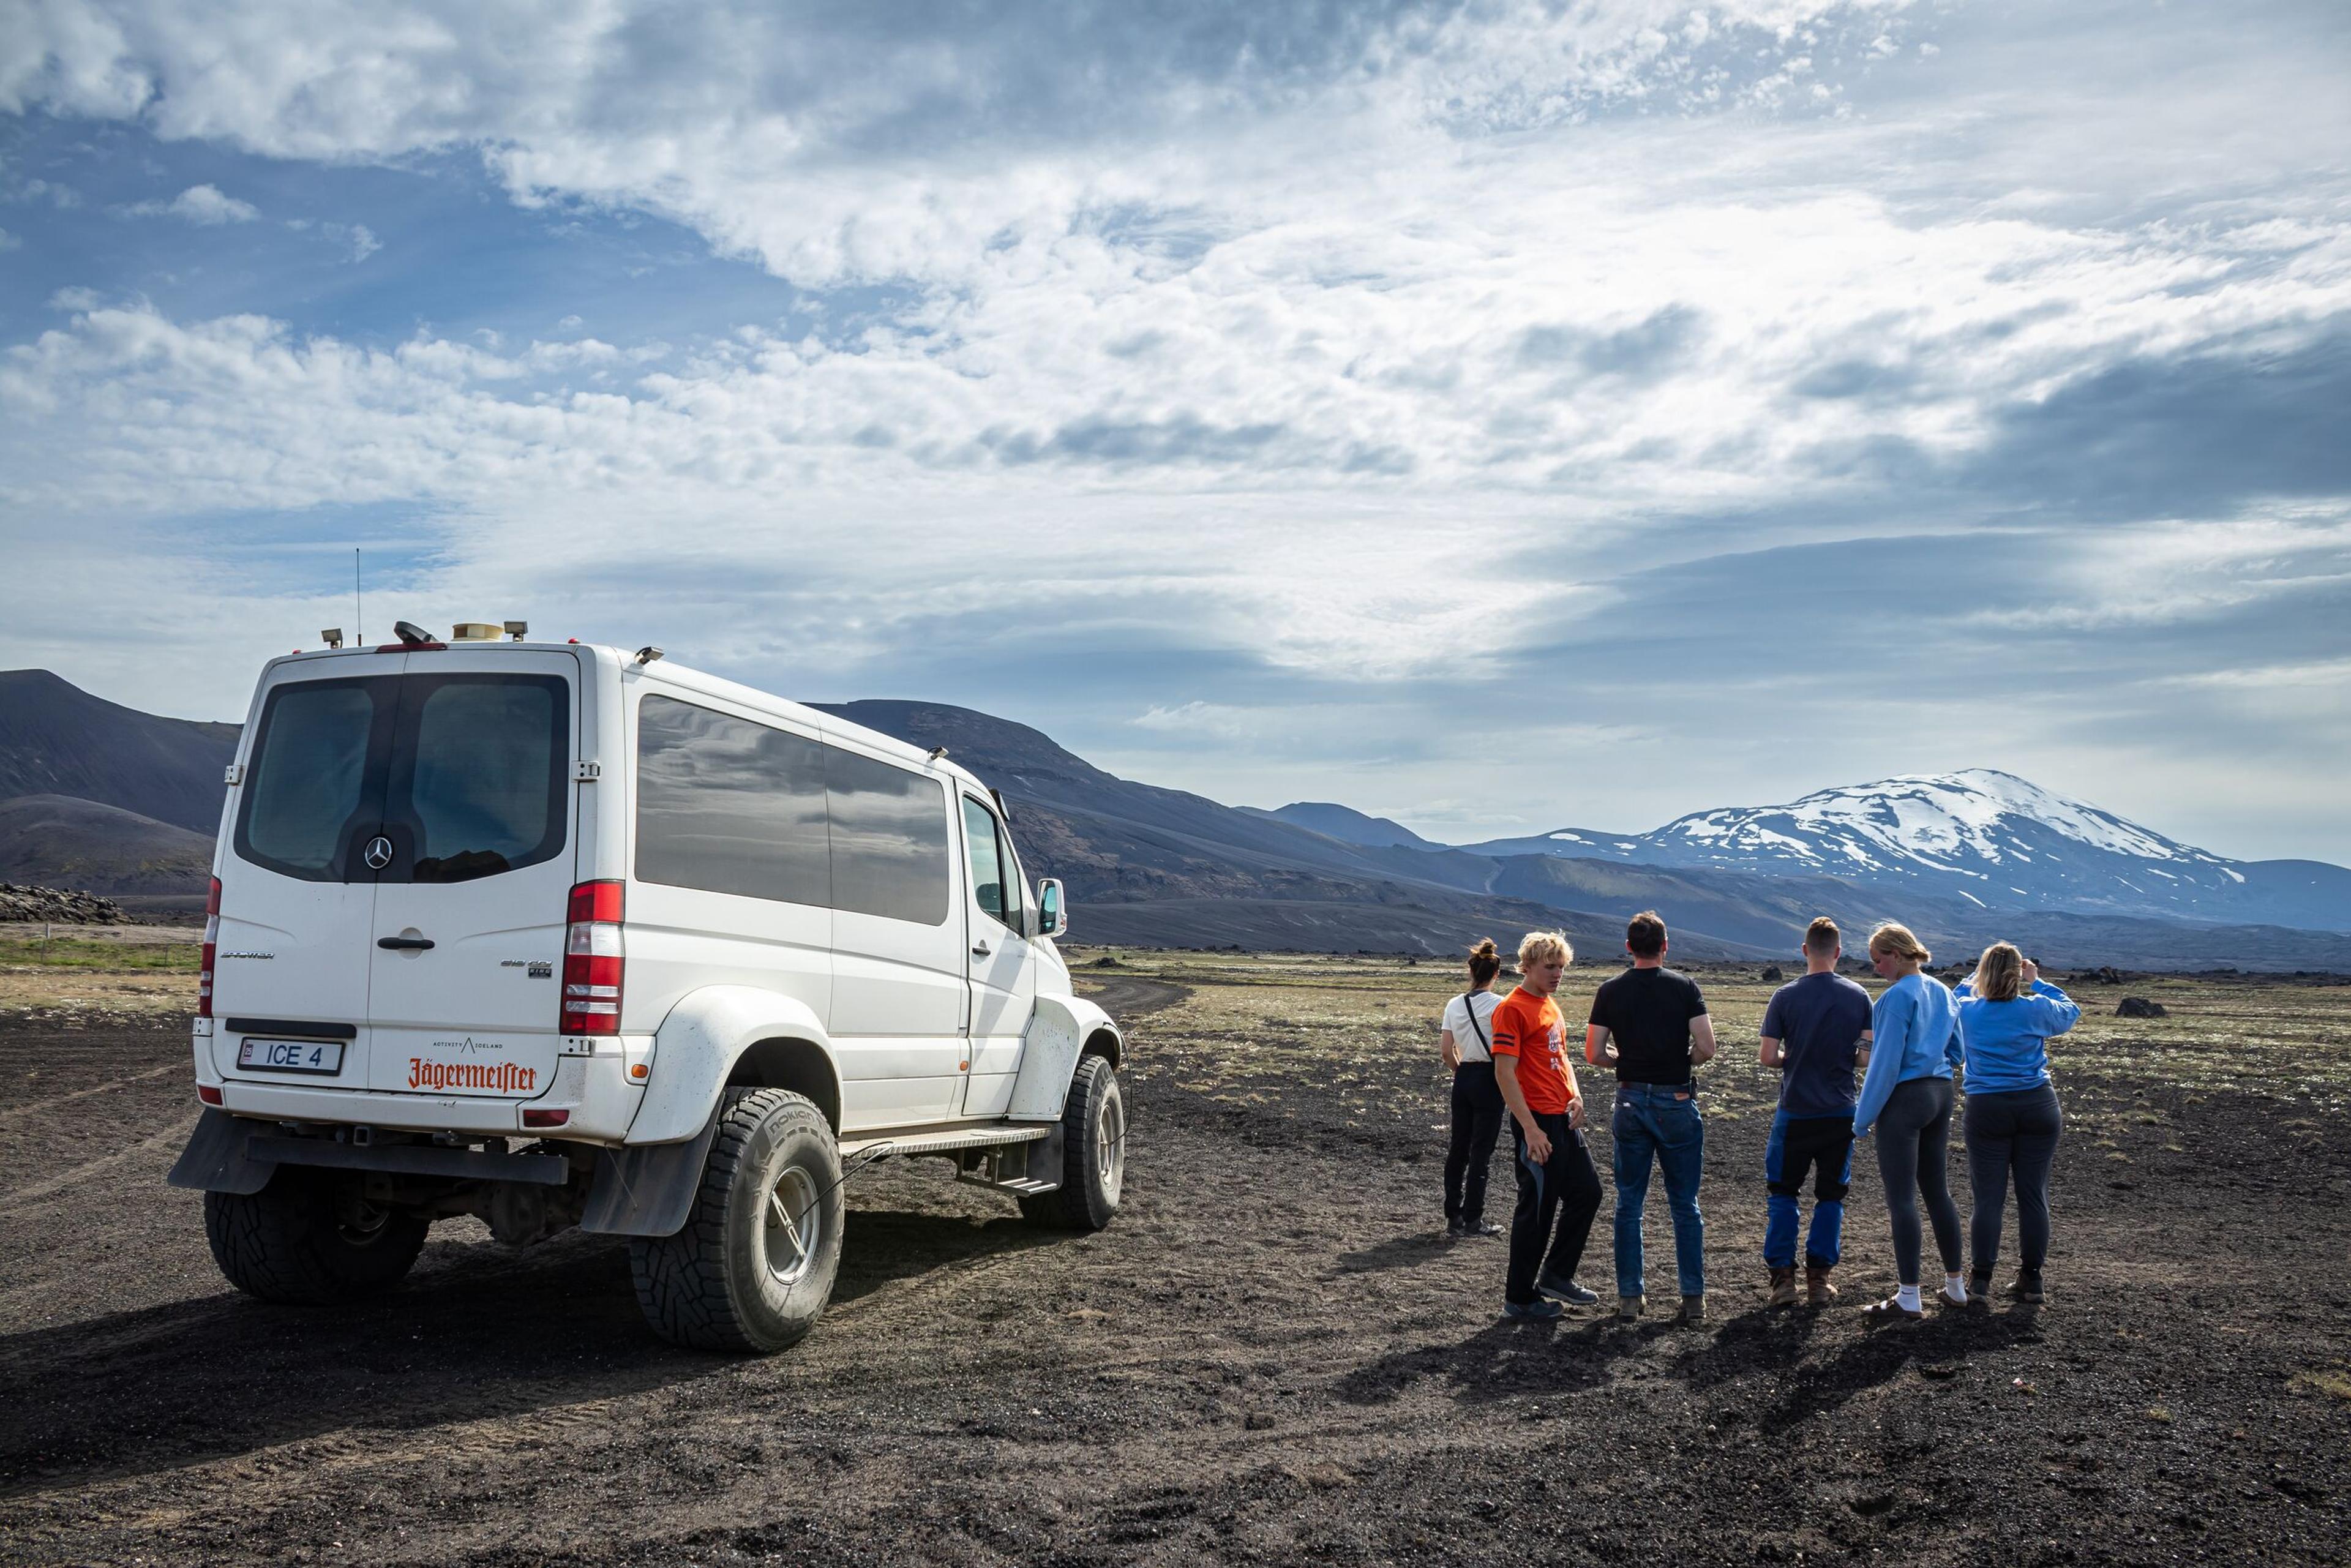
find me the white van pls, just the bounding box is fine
[170,623,1127,1352]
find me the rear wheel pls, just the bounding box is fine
[628,1087,842,1353]
[204,1166,429,1304]
[1020,1054,1125,1231]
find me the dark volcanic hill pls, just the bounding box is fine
[0,670,238,835]
[812,700,1752,958]
[0,795,214,895]
[1241,802,1440,850]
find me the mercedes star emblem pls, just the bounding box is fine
[364,835,394,870]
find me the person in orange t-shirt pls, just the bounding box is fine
[1492,930,1605,1319]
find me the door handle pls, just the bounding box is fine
[971,940,992,957]
[377,936,435,951]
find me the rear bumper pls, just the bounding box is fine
[190,1024,648,1143]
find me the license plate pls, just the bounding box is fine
[238,1038,346,1075]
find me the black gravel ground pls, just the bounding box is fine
[2,981,2347,1566]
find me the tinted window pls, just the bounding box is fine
[238,678,384,880]
[828,746,951,925]
[636,697,831,907]
[962,795,1007,922]
[396,677,568,882]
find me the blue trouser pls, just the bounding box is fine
[1763,1109,1855,1269]
[1611,1082,1705,1299]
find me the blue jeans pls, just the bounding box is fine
[1611,1082,1705,1298]
[1763,1109,1854,1269]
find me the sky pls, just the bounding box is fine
[2,0,2347,864]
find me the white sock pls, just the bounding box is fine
[1895,1283,1922,1312]
[1943,1272,1968,1304]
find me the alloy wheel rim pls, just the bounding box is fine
[1096,1086,1125,1199]
[762,1163,822,1286]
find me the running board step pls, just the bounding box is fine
[839,1125,1051,1160]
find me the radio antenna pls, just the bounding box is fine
[354,547,363,645]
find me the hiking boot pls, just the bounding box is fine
[1804,1264,1839,1308]
[1463,1219,1503,1239]
[1502,1297,1565,1322]
[1445,1219,1467,1239]
[2008,1272,2046,1305]
[1768,1266,1798,1308]
[1617,1294,1645,1322]
[1969,1270,1994,1309]
[1537,1272,1598,1305]
[1671,1294,1707,1327]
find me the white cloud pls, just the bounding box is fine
[123,182,259,222]
[0,225,18,249]
[2,0,2349,860]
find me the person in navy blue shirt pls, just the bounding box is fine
[1758,917,1875,1308]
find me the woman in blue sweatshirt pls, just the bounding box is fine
[1854,923,1966,1319]
[1954,943,2080,1305]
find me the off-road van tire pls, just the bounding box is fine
[204,1168,429,1304]
[1020,1054,1125,1231]
[629,1087,842,1354]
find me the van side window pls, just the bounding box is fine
[635,696,952,926]
[962,795,1005,922]
[826,745,951,926]
[636,696,831,907]
[961,795,1025,932]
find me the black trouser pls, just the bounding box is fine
[1873,1077,1963,1286]
[1506,1111,1603,1306]
[1444,1061,1507,1225]
[1965,1084,2063,1278]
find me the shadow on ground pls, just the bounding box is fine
[0,1206,1074,1498]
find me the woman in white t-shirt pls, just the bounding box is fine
[1440,939,1508,1238]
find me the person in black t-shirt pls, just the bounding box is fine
[1585,910,1717,1324]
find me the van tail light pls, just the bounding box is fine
[198,876,221,1019]
[522,1108,571,1128]
[197,1084,223,1106]
[561,880,624,1036]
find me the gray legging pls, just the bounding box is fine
[1965,1084,2063,1278]
[1874,1076,1963,1286]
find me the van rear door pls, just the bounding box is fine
[362,650,582,1101]
[217,658,407,1082]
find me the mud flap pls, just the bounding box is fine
[165,1108,276,1195]
[165,1109,277,1194]
[579,1113,722,1237]
[1022,1123,1066,1191]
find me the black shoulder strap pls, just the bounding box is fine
[1460,991,1491,1050]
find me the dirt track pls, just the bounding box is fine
[3,970,2349,1566]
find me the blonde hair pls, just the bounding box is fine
[1970,942,2023,1002]
[1867,922,1932,967]
[1518,929,1572,970]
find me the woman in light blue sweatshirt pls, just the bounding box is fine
[1954,943,2080,1305]
[1854,923,1966,1319]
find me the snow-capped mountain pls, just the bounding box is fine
[1457,770,2351,931]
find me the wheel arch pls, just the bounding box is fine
[725,1035,842,1132]
[626,985,841,1144]
[1010,993,1125,1120]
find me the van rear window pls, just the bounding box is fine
[233,672,569,883]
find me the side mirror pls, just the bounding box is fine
[1037,879,1067,939]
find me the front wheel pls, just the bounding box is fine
[204,1167,429,1304]
[1021,1054,1125,1231]
[629,1087,843,1353]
